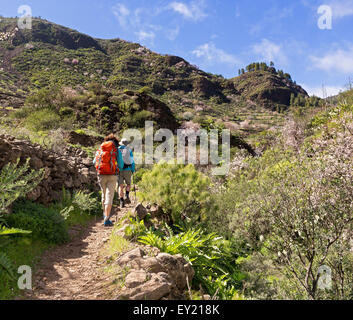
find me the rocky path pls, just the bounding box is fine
[20,203,133,300]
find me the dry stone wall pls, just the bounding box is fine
[0,134,99,204]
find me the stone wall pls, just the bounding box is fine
[0,134,99,204]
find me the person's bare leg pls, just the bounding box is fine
[119,184,125,199]
[104,204,113,222]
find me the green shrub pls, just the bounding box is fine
[121,110,153,127]
[59,107,74,116]
[24,108,61,132]
[11,106,35,119]
[124,217,148,241]
[132,167,149,184]
[0,235,49,300]
[0,222,31,282]
[101,106,110,113]
[0,159,45,297]
[138,86,152,95]
[0,158,44,214]
[74,129,86,135]
[138,162,215,225]
[218,127,353,299]
[7,200,69,244]
[51,188,101,227]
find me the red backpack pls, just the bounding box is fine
[94,141,118,175]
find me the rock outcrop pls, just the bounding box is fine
[0,134,98,204]
[231,71,309,109]
[116,247,194,300]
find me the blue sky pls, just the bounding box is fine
[1,0,353,97]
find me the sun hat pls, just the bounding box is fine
[120,138,129,146]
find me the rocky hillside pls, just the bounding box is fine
[0,17,309,138]
[231,70,308,110]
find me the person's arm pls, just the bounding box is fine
[93,151,98,166]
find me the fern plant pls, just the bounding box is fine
[124,217,148,241]
[138,227,242,298]
[0,252,16,280]
[54,188,100,220]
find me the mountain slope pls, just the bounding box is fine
[1,17,309,138]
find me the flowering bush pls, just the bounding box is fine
[218,104,353,300]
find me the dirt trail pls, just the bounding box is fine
[21,203,134,300]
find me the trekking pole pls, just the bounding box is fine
[115,182,119,223]
[133,173,137,204]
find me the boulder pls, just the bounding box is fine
[65,130,101,147]
[118,272,172,300]
[125,270,148,289]
[117,248,145,265]
[116,247,195,300]
[156,253,194,290]
[149,205,164,219]
[137,257,164,274]
[134,203,148,220]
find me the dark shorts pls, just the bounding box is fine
[119,171,132,185]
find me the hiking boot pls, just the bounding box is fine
[125,196,131,205]
[104,220,114,227]
[120,198,125,208]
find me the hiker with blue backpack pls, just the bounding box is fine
[118,138,135,208]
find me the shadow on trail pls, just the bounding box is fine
[18,201,132,300]
[20,215,106,300]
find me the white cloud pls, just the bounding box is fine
[302,84,345,98]
[112,3,158,44]
[112,3,130,29]
[191,42,241,66]
[168,0,207,21]
[135,30,156,42]
[310,45,353,74]
[252,39,288,65]
[235,5,240,18]
[328,0,353,18]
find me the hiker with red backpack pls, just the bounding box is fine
[93,134,123,227]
